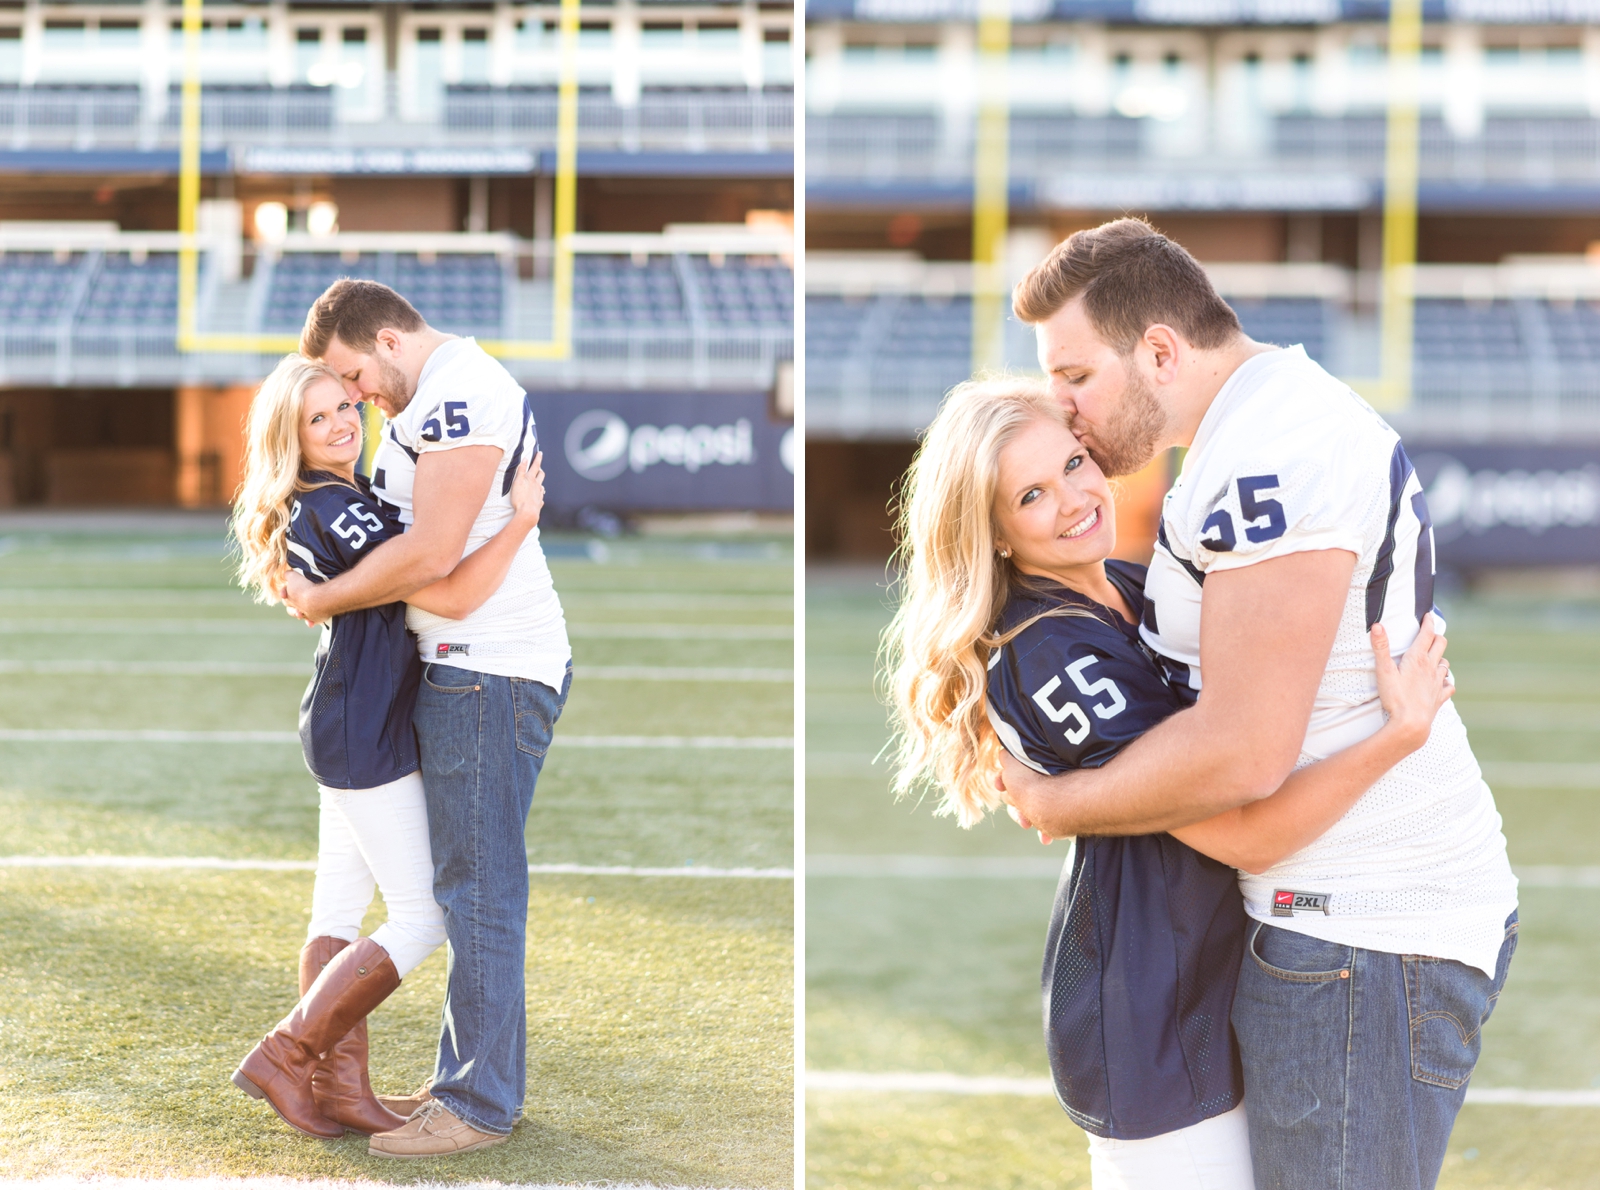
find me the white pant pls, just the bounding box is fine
[306,770,447,979]
[1086,1105,1254,1190]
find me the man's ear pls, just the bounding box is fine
[373,327,402,357]
[1142,323,1183,385]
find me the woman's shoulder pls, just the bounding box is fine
[999,582,1128,658]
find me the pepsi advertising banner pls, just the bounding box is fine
[1409,441,1600,570]
[531,390,794,515]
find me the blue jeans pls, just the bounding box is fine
[1232,913,1518,1190]
[414,661,570,1136]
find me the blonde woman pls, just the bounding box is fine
[229,354,543,1141]
[883,377,1455,1190]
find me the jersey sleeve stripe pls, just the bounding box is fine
[1364,440,1412,629]
[286,540,329,581]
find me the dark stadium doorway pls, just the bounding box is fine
[0,389,174,507]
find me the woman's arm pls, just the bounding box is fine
[406,452,544,620]
[1170,617,1452,874]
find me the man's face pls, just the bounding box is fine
[1035,298,1168,478]
[321,335,414,419]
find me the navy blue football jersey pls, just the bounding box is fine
[986,559,1246,1140]
[286,472,421,790]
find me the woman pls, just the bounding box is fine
[882,377,1455,1189]
[229,354,543,1139]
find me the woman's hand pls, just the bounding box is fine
[1371,615,1454,753]
[508,451,545,528]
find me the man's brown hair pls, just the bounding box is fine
[1012,218,1241,354]
[299,278,426,359]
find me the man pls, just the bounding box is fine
[283,279,571,1158]
[997,219,1517,1190]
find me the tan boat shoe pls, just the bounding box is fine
[375,1078,433,1118]
[368,1099,509,1158]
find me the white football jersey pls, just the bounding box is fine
[1143,346,1515,976]
[370,337,570,690]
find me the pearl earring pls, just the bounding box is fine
[998,546,1011,559]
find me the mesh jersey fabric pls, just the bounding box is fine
[286,472,421,790]
[986,559,1246,1140]
[1141,345,1516,976]
[370,337,570,690]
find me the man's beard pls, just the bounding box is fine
[375,356,413,416]
[1075,365,1167,478]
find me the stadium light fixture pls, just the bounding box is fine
[1346,0,1421,411]
[970,0,1011,375]
[175,0,580,360]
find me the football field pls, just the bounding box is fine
[806,565,1600,1190]
[0,516,793,1188]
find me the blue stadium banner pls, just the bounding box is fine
[1409,441,1600,569]
[535,391,794,514]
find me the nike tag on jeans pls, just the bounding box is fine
[1272,889,1331,917]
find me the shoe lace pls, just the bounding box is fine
[410,1098,448,1125]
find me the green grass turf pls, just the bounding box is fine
[0,868,791,1186]
[805,566,1600,1189]
[0,527,794,1185]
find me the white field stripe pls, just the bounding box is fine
[804,1071,1600,1106]
[0,660,791,682]
[1480,762,1600,788]
[808,854,1062,879]
[0,729,792,749]
[808,855,1600,888]
[568,623,791,640]
[0,619,791,640]
[0,855,791,878]
[5,1180,740,1190]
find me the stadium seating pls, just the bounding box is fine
[574,255,691,327]
[1230,297,1330,365]
[686,255,792,327]
[261,252,507,337]
[0,252,87,325]
[77,252,179,329]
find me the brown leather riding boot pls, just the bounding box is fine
[232,937,401,1138]
[300,937,408,1136]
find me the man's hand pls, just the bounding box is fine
[282,570,321,626]
[999,757,1058,844]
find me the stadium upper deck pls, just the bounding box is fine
[806,0,1600,207]
[0,0,792,166]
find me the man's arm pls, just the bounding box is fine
[999,548,1357,838]
[285,445,501,621]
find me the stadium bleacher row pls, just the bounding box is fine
[805,291,1600,435]
[0,246,793,388]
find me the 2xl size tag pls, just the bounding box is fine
[436,643,471,659]
[1271,889,1331,917]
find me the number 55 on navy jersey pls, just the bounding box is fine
[985,565,1186,777]
[286,473,405,585]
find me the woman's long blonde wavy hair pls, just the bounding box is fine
[230,354,351,603]
[881,375,1088,827]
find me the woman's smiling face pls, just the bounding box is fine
[299,377,364,477]
[992,415,1117,576]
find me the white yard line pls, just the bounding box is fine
[0,620,791,640]
[3,1180,742,1190]
[808,855,1600,887]
[0,856,791,878]
[0,730,791,748]
[804,1071,1600,1106]
[0,660,791,682]
[1479,762,1600,787]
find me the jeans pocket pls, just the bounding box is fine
[1247,921,1355,984]
[1405,917,1519,1090]
[511,674,565,758]
[423,663,481,694]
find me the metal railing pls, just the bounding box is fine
[808,111,1600,183]
[0,83,791,153]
